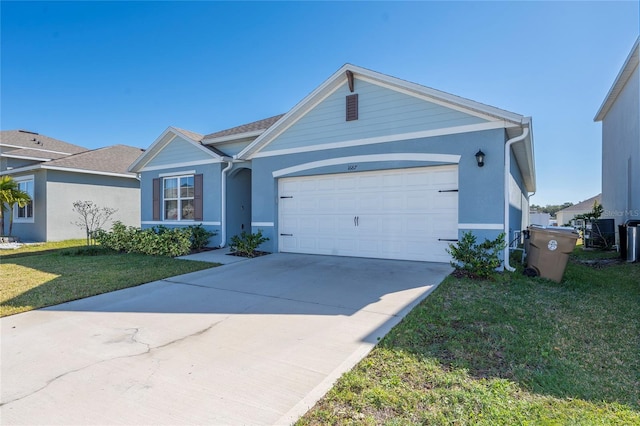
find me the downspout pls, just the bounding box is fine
[219,160,233,248]
[504,126,530,272]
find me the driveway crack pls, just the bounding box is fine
[0,321,221,407]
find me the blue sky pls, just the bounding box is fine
[1,1,638,206]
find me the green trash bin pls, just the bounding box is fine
[525,226,579,283]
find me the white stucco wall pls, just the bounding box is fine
[46,172,140,241]
[601,65,640,227]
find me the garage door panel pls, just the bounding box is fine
[278,165,458,262]
[336,177,358,190]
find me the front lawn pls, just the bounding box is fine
[298,249,639,425]
[1,242,216,317]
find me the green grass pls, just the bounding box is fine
[0,239,86,257]
[1,241,217,317]
[298,249,640,425]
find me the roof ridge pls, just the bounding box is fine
[203,114,285,140]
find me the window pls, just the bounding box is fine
[163,175,195,220]
[153,174,202,222]
[15,177,34,222]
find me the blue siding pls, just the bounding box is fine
[211,140,253,157]
[252,128,507,253]
[146,136,215,169]
[140,163,223,246]
[262,79,488,152]
[226,167,252,243]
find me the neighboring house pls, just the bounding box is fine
[0,130,143,241]
[130,64,536,264]
[594,37,640,232]
[529,212,551,227]
[555,194,601,227]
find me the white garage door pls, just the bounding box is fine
[278,165,458,262]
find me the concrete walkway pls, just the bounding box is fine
[1,253,451,425]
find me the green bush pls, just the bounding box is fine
[95,222,216,257]
[188,224,215,250]
[229,230,269,258]
[446,231,506,278]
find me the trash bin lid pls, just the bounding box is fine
[528,225,578,234]
[624,219,640,227]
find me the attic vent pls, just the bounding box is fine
[346,94,358,121]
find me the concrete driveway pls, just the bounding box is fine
[1,253,451,425]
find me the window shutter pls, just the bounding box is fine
[194,174,203,221]
[346,94,358,121]
[152,178,160,221]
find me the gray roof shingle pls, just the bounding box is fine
[0,130,87,159]
[203,114,284,141]
[172,127,204,142]
[1,147,69,161]
[46,145,145,176]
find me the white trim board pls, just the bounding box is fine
[140,158,223,172]
[1,164,136,179]
[142,221,221,226]
[458,223,503,230]
[0,143,78,156]
[272,153,461,178]
[251,222,275,227]
[254,121,508,159]
[42,165,136,179]
[1,154,52,162]
[159,170,197,177]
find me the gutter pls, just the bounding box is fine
[504,125,530,272]
[219,160,234,248]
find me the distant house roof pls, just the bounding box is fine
[594,37,639,122]
[202,114,285,143]
[557,194,602,214]
[0,129,87,160]
[1,130,144,179]
[44,145,145,176]
[0,147,69,161]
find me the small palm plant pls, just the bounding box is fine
[0,176,32,237]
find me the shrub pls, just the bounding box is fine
[188,224,215,250]
[446,231,506,279]
[95,222,216,257]
[229,230,269,258]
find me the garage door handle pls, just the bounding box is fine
[438,238,458,242]
[354,216,359,226]
[438,189,458,193]
[280,233,293,236]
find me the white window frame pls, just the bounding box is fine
[13,175,35,223]
[162,174,195,221]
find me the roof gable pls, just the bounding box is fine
[129,127,225,173]
[257,78,490,155]
[237,64,528,160]
[594,38,639,122]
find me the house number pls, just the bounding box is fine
[347,164,358,171]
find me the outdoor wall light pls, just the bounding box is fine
[475,149,485,167]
